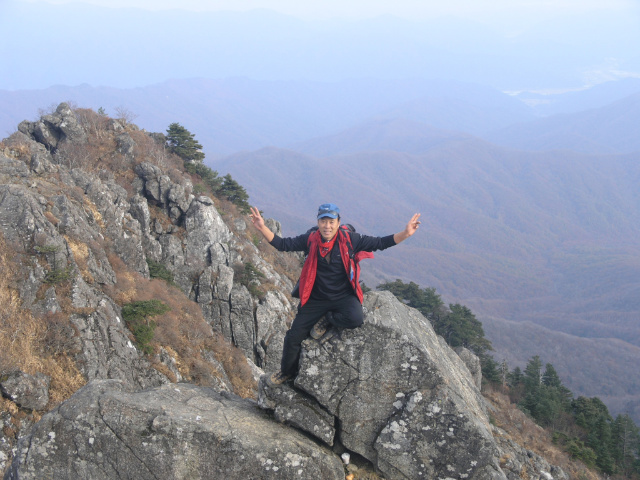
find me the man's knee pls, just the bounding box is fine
[332,307,363,329]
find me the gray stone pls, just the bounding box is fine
[55,102,87,144]
[6,380,346,480]
[115,132,136,158]
[258,376,336,446]
[262,291,505,480]
[0,371,50,411]
[455,346,483,389]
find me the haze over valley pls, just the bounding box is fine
[2,0,640,423]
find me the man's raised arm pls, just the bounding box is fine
[249,206,275,243]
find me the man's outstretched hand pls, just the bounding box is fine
[249,206,265,229]
[249,206,275,242]
[394,213,421,244]
[405,213,421,237]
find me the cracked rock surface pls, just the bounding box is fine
[262,291,508,480]
[5,380,345,480]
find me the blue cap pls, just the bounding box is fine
[317,203,340,219]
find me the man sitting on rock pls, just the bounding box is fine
[249,203,421,386]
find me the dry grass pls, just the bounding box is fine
[2,134,32,161]
[0,232,86,480]
[104,249,257,398]
[0,235,86,406]
[483,385,603,480]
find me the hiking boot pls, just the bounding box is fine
[267,370,292,386]
[310,313,332,340]
[319,327,340,345]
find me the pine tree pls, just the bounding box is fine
[219,174,251,213]
[166,123,205,164]
[611,414,640,476]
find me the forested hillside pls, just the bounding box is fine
[213,128,640,424]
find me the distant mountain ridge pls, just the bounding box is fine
[486,91,640,154]
[213,128,640,421]
[2,78,640,158]
[0,78,534,155]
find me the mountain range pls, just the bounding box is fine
[2,77,640,422]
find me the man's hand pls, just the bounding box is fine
[405,213,421,237]
[249,206,275,242]
[249,206,265,229]
[394,213,421,244]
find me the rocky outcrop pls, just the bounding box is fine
[1,106,293,388]
[5,380,345,480]
[18,102,87,151]
[259,291,567,480]
[4,291,568,480]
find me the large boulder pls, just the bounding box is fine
[261,291,507,480]
[5,380,346,480]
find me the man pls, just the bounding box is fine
[249,203,421,386]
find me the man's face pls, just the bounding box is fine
[317,217,340,241]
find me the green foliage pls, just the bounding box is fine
[435,303,493,355]
[121,300,170,354]
[512,358,640,477]
[564,437,597,468]
[517,357,574,429]
[377,279,492,357]
[611,414,640,477]
[478,353,501,383]
[219,173,251,213]
[44,266,73,284]
[377,279,444,320]
[184,162,222,194]
[166,123,205,164]
[235,262,265,298]
[146,258,175,285]
[34,245,61,254]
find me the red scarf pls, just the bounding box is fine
[318,234,337,257]
[297,229,372,306]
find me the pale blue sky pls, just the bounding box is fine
[3,0,639,90]
[17,0,638,21]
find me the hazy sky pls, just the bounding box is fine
[16,0,638,21]
[3,0,639,91]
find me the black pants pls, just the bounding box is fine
[280,294,364,376]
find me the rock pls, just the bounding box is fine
[15,103,86,151]
[455,346,483,389]
[0,152,30,181]
[261,291,505,480]
[0,371,50,411]
[258,376,336,446]
[6,380,346,480]
[55,102,87,144]
[69,295,168,389]
[115,132,136,159]
[492,427,570,480]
